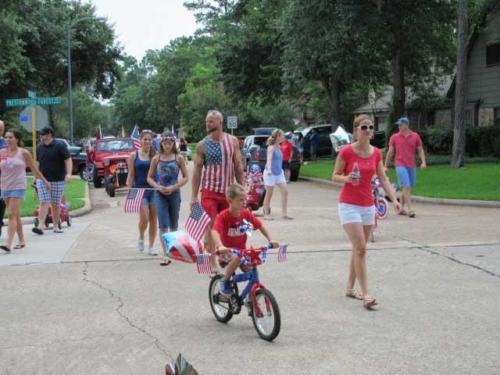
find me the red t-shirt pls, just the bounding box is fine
[338,145,382,207]
[280,140,294,162]
[389,131,422,168]
[213,208,262,249]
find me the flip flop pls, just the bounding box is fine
[345,290,363,300]
[53,229,64,234]
[13,244,25,249]
[408,210,416,218]
[0,245,11,253]
[363,296,378,310]
[159,260,172,266]
[398,210,408,216]
[282,215,293,220]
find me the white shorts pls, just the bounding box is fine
[263,171,287,186]
[338,203,375,226]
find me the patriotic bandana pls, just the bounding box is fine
[238,219,253,237]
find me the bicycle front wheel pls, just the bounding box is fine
[251,288,281,341]
[208,275,233,323]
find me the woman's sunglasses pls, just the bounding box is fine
[161,136,176,142]
[360,125,374,131]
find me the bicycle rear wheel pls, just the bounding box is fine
[251,288,281,341]
[209,275,233,323]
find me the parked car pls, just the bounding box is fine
[89,138,136,188]
[56,138,82,157]
[301,124,386,160]
[243,128,302,181]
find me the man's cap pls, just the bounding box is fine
[40,127,53,135]
[395,117,410,125]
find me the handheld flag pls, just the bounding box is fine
[131,124,141,150]
[278,244,288,263]
[124,188,145,213]
[185,202,211,241]
[196,253,212,274]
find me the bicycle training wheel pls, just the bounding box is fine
[208,274,233,323]
[251,288,281,341]
[376,198,389,219]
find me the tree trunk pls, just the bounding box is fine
[323,78,341,133]
[392,45,405,118]
[451,0,468,168]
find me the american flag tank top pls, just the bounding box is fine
[201,133,235,193]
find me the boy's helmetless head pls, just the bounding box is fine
[226,184,247,208]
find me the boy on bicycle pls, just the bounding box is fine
[212,183,278,296]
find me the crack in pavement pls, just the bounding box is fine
[81,262,175,360]
[392,235,500,279]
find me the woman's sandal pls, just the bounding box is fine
[363,296,378,309]
[13,244,26,249]
[345,290,363,300]
[0,245,11,253]
[282,215,293,220]
[159,260,172,267]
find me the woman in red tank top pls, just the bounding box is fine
[332,115,400,309]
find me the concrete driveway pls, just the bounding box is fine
[1,173,499,375]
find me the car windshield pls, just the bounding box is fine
[96,139,134,152]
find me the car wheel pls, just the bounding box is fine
[93,167,102,188]
[290,166,300,182]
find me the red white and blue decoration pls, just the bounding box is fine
[162,230,203,263]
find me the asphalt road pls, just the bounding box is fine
[1,172,499,375]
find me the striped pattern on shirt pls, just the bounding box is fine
[201,133,235,194]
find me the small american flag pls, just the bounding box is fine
[185,202,211,241]
[278,244,288,263]
[196,253,212,274]
[124,188,145,213]
[131,124,141,150]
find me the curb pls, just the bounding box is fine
[13,181,93,225]
[298,176,500,208]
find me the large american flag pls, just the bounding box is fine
[201,133,235,194]
[124,188,145,213]
[185,202,211,241]
[131,124,141,150]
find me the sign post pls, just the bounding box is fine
[227,116,238,135]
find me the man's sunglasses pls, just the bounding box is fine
[360,125,374,131]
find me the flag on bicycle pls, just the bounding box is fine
[185,202,211,241]
[124,188,145,213]
[196,253,212,274]
[278,244,288,263]
[131,124,141,150]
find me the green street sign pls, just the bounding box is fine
[5,91,62,108]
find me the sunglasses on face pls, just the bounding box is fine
[360,125,374,131]
[161,136,176,142]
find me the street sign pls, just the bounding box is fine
[19,106,48,132]
[5,92,62,108]
[227,116,238,129]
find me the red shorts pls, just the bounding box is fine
[201,189,229,223]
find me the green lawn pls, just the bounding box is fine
[10,177,87,217]
[300,160,500,201]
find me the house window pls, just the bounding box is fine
[486,42,500,66]
[494,108,500,126]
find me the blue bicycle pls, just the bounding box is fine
[208,245,281,341]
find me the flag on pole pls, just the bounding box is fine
[121,126,126,138]
[196,253,212,274]
[95,125,102,140]
[278,244,288,263]
[185,202,211,241]
[131,124,141,150]
[124,188,146,213]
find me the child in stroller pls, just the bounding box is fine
[32,182,72,230]
[245,163,265,211]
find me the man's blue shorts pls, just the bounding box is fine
[396,166,416,188]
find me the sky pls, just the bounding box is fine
[90,0,199,61]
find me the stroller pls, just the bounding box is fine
[245,163,265,211]
[32,182,72,230]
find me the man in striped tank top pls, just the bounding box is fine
[191,110,245,253]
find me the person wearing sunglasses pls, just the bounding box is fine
[384,117,427,218]
[333,115,400,309]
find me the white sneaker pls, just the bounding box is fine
[138,240,145,252]
[148,248,158,256]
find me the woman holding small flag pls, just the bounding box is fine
[147,132,188,265]
[127,129,158,256]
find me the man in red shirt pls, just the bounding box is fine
[384,117,427,218]
[212,184,277,296]
[280,135,294,182]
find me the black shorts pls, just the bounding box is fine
[282,160,291,170]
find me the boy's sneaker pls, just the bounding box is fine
[219,279,233,297]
